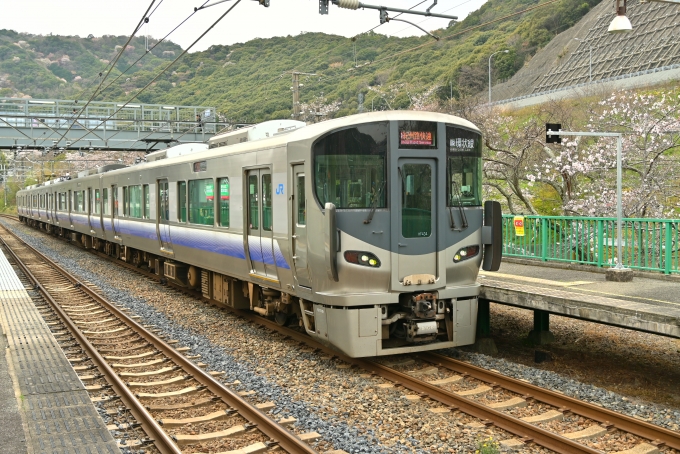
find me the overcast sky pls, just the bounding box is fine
[1,0,488,51]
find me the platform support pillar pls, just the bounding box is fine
[473,299,497,354]
[529,309,555,345]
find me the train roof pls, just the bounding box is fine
[18,111,480,193]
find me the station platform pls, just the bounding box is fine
[479,259,680,343]
[0,248,119,454]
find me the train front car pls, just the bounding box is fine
[298,112,501,357]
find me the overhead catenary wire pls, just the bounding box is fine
[95,0,212,99]
[358,0,428,36]
[241,0,434,118]
[389,0,476,37]
[361,0,563,67]
[66,0,244,150]
[296,0,564,93]
[54,0,158,147]
[235,0,565,120]
[73,0,163,101]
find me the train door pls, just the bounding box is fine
[245,169,277,280]
[396,159,437,280]
[291,165,311,288]
[111,185,120,237]
[157,179,173,254]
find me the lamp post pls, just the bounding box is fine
[488,50,509,104]
[574,38,593,84]
[609,0,633,33]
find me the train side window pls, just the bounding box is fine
[112,187,118,216]
[74,191,81,212]
[262,174,272,231]
[103,188,109,215]
[297,174,306,225]
[143,185,150,219]
[126,185,142,218]
[94,189,101,214]
[218,178,229,228]
[123,187,129,216]
[178,181,187,222]
[248,174,258,229]
[188,179,214,226]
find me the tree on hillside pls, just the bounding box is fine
[480,113,543,214]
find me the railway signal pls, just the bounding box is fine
[545,123,562,144]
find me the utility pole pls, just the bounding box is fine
[291,71,317,121]
[292,73,300,120]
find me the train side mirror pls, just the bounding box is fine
[482,200,502,271]
[324,202,339,282]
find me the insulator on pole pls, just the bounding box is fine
[337,0,360,10]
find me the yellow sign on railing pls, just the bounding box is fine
[514,216,525,236]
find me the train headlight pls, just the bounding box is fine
[453,245,480,263]
[344,251,381,268]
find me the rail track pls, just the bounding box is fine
[5,215,680,454]
[0,221,318,454]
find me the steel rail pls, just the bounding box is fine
[0,225,317,454]
[0,232,181,454]
[234,314,601,454]
[422,352,680,450]
[7,216,675,453]
[355,360,604,454]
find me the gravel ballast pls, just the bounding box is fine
[5,219,679,453]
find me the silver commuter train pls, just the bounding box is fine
[17,111,502,357]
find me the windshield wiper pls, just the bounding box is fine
[364,181,385,224]
[450,178,469,231]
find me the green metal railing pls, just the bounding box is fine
[502,215,680,274]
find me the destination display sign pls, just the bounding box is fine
[449,137,476,152]
[400,130,434,146]
[446,125,481,155]
[398,120,438,149]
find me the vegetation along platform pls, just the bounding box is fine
[0,248,119,454]
[479,261,680,339]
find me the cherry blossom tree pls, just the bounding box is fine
[474,89,680,218]
[531,91,680,218]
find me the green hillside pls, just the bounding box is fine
[0,0,599,121]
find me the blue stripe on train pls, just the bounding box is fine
[101,219,290,269]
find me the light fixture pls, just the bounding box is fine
[608,0,632,33]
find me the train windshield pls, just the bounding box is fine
[446,125,482,207]
[313,121,387,209]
